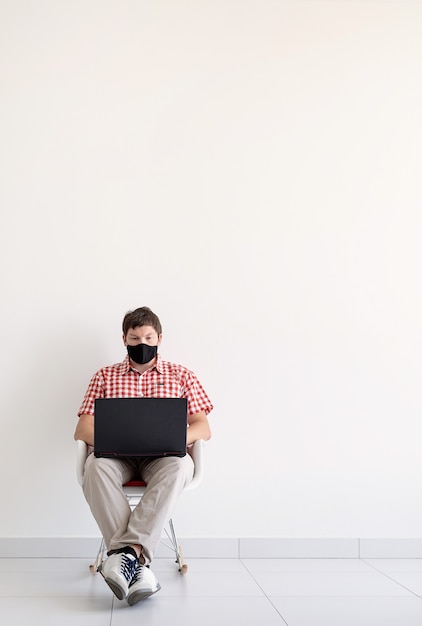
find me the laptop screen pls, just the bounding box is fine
[94,397,188,458]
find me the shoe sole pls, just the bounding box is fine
[99,567,128,601]
[127,583,161,606]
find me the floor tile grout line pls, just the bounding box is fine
[239,557,422,607]
[240,558,290,625]
[361,559,422,600]
[109,596,113,626]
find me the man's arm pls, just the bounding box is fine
[74,413,94,446]
[187,410,211,446]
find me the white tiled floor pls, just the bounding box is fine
[2,557,422,625]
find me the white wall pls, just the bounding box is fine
[1,0,422,541]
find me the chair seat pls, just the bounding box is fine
[123,480,146,487]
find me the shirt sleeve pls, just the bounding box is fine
[77,371,105,416]
[182,371,213,416]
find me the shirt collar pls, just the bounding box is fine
[155,353,164,373]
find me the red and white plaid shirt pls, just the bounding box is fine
[78,354,213,417]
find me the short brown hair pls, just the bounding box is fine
[122,307,162,336]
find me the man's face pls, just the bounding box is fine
[124,325,162,347]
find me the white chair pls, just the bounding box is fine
[76,439,204,574]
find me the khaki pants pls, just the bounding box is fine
[82,452,194,564]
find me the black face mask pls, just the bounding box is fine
[127,343,158,365]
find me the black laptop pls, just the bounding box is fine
[94,397,188,458]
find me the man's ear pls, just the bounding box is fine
[157,333,163,346]
[122,333,127,346]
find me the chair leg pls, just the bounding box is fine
[167,518,188,574]
[89,538,106,574]
[89,524,187,575]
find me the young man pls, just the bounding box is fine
[74,306,213,606]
